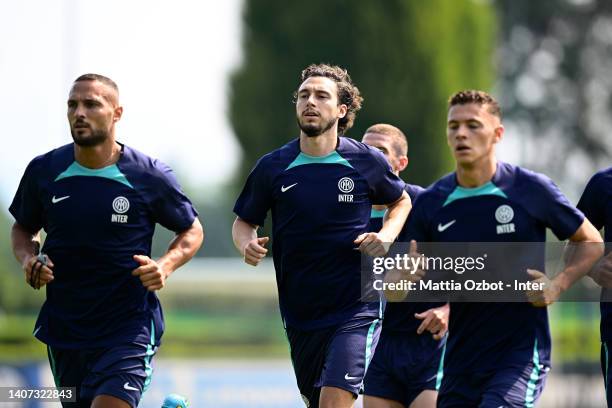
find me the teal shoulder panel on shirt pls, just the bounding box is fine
[54,162,134,189]
[443,181,507,207]
[285,151,354,171]
[370,208,387,218]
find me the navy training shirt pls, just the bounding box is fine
[577,167,612,341]
[404,162,584,374]
[233,137,405,330]
[9,143,198,349]
[368,183,445,334]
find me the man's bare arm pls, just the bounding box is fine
[355,191,412,257]
[132,218,204,291]
[381,190,412,241]
[528,219,603,306]
[232,216,269,266]
[11,222,54,289]
[554,219,604,291]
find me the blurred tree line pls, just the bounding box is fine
[495,0,612,197]
[230,0,496,192]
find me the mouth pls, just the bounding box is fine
[455,145,470,153]
[303,111,319,117]
[74,122,90,129]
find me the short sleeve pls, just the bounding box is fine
[149,161,198,233]
[365,149,405,205]
[233,157,273,227]
[405,184,425,203]
[9,159,44,233]
[530,173,584,240]
[398,195,431,242]
[577,172,608,230]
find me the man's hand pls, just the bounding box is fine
[383,241,426,302]
[525,269,561,307]
[415,303,449,340]
[242,237,269,266]
[22,253,54,290]
[589,252,612,288]
[132,255,167,291]
[354,232,391,257]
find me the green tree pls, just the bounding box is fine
[230,0,496,188]
[495,0,612,197]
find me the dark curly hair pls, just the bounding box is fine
[448,90,502,120]
[295,64,363,135]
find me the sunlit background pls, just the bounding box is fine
[1,0,611,406]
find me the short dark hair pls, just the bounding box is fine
[448,90,501,120]
[364,123,408,157]
[74,73,119,93]
[295,64,363,135]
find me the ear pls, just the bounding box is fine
[397,156,409,172]
[493,124,504,144]
[338,104,348,119]
[113,106,124,123]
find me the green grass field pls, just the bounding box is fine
[0,303,602,368]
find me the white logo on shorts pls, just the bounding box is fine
[344,373,360,381]
[112,196,130,214]
[123,382,139,391]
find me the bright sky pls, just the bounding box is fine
[0,0,243,207]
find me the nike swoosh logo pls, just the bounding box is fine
[123,382,139,391]
[344,373,360,381]
[51,195,70,204]
[437,220,456,232]
[33,326,41,336]
[281,183,298,192]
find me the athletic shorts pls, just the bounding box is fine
[285,316,381,408]
[437,362,549,408]
[363,330,445,406]
[47,341,158,408]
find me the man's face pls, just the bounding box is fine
[295,76,347,137]
[446,103,503,167]
[67,80,122,147]
[362,132,404,174]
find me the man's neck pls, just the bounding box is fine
[456,157,497,188]
[74,137,121,169]
[299,129,338,156]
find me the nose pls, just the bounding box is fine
[306,93,317,106]
[454,124,468,140]
[73,103,86,119]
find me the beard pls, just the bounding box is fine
[71,127,109,147]
[297,115,337,137]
